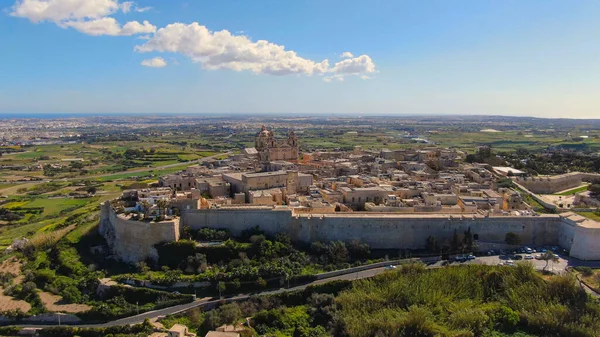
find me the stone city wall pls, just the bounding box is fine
[102,202,600,263]
[515,172,600,194]
[181,208,561,249]
[99,201,179,264]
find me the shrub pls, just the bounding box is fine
[575,266,594,277]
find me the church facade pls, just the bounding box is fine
[254,125,299,162]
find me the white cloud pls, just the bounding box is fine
[134,6,152,12]
[11,0,120,22]
[141,57,167,68]
[121,20,156,35]
[120,1,151,13]
[331,55,376,76]
[10,0,154,36]
[61,18,155,36]
[120,1,133,13]
[60,17,121,36]
[11,1,376,80]
[340,51,353,58]
[135,22,334,76]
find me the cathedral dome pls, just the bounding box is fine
[257,125,273,138]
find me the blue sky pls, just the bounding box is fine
[1,0,600,118]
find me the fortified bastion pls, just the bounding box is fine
[99,201,180,264]
[514,172,600,194]
[99,201,600,263]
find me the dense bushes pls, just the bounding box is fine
[37,319,154,337]
[158,279,352,337]
[79,285,193,321]
[336,264,600,337]
[149,230,375,287]
[195,227,232,241]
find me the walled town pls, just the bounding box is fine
[101,126,600,264]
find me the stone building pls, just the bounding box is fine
[254,125,299,163]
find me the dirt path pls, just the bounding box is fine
[0,288,31,312]
[38,292,91,313]
[0,257,24,284]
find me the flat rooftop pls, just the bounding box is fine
[243,170,287,177]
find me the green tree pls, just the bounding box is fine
[425,235,440,253]
[450,229,460,252]
[61,285,82,303]
[217,281,226,297]
[156,199,169,217]
[504,232,521,246]
[140,200,151,218]
[463,227,474,251]
[588,181,600,197]
[219,303,242,324]
[541,251,559,272]
[21,281,37,295]
[185,253,207,274]
[328,241,349,265]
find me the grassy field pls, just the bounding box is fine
[0,138,221,182]
[555,185,589,196]
[25,197,94,217]
[576,211,600,221]
[93,164,196,182]
[0,178,125,250]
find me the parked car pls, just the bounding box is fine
[553,254,560,259]
[513,255,523,260]
[505,260,515,266]
[524,255,533,260]
[535,254,543,260]
[385,265,397,270]
[467,254,476,260]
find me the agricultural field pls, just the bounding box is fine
[0,138,223,182]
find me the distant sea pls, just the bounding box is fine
[0,113,128,119]
[0,113,223,119]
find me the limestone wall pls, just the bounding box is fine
[101,201,600,263]
[181,207,291,235]
[100,201,179,264]
[181,208,561,249]
[515,172,600,194]
[571,226,600,260]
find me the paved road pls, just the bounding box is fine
[14,255,600,329]
[17,266,390,328]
